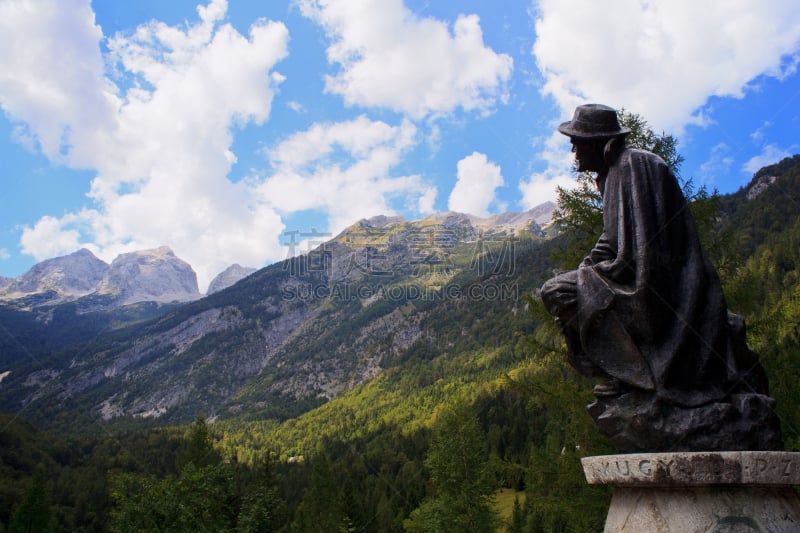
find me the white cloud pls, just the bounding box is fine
[448,152,504,217]
[0,0,115,162]
[1,0,293,291]
[20,215,83,260]
[519,130,577,208]
[259,115,436,233]
[0,248,11,261]
[743,144,793,175]
[533,0,800,133]
[287,100,306,113]
[698,143,734,185]
[298,0,513,119]
[750,121,773,143]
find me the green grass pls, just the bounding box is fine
[494,487,525,532]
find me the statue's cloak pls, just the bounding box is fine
[570,148,766,407]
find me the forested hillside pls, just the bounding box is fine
[1,155,799,532]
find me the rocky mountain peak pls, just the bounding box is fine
[362,214,404,228]
[1,248,108,301]
[96,247,201,305]
[207,264,257,295]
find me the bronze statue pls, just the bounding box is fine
[541,104,782,452]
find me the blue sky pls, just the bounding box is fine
[1,0,799,291]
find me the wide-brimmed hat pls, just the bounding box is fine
[558,104,630,139]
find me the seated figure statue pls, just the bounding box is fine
[540,104,782,452]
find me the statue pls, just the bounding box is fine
[540,104,782,452]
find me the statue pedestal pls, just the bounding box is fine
[582,452,800,532]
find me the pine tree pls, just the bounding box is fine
[404,400,499,532]
[292,447,346,532]
[177,415,220,469]
[8,464,53,533]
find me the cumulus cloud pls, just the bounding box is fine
[0,0,115,162]
[1,0,294,290]
[20,215,83,260]
[743,144,794,175]
[533,0,800,132]
[259,115,436,232]
[698,143,735,185]
[519,130,576,208]
[298,0,513,119]
[448,152,504,217]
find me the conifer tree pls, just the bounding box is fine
[292,447,346,532]
[8,464,53,533]
[404,400,499,532]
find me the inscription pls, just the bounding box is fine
[748,458,794,478]
[583,452,800,486]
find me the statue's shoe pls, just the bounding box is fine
[593,378,627,397]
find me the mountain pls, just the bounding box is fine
[0,248,108,305]
[8,168,799,435]
[207,264,257,295]
[0,204,553,430]
[96,246,201,305]
[420,203,552,238]
[0,246,200,310]
[3,163,800,532]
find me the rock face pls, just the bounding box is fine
[207,264,257,295]
[1,249,109,301]
[0,276,14,292]
[97,247,200,305]
[747,174,779,200]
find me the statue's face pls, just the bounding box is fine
[571,138,605,173]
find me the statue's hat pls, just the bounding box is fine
[558,104,630,139]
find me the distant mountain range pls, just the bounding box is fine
[0,202,555,430]
[3,157,797,433]
[0,202,556,310]
[0,156,794,435]
[0,246,200,308]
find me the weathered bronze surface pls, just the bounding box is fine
[541,104,782,452]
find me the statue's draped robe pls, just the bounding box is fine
[565,148,766,407]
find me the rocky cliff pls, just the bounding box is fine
[207,264,257,295]
[0,246,200,308]
[0,249,109,304]
[96,247,200,305]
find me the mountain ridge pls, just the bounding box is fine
[3,161,798,434]
[0,246,201,309]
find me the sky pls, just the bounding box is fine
[1,0,799,292]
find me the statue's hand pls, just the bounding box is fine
[540,274,578,317]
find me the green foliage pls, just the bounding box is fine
[292,447,348,532]
[236,456,288,533]
[109,462,238,533]
[7,464,54,533]
[177,415,220,469]
[404,400,499,533]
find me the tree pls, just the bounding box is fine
[404,400,499,533]
[109,463,238,532]
[292,447,346,533]
[508,495,526,533]
[236,455,288,533]
[551,109,712,269]
[177,415,220,469]
[8,464,53,533]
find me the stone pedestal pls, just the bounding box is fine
[582,452,800,532]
